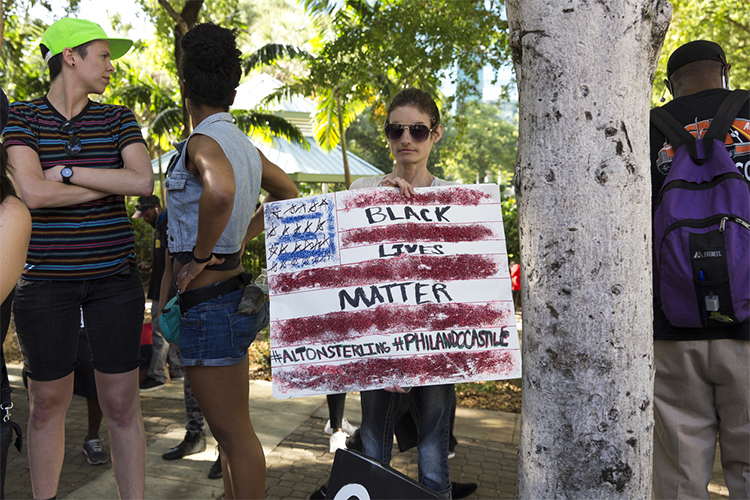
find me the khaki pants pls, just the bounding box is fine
[653,339,750,500]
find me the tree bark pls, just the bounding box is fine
[507,1,671,498]
[336,87,352,188]
[158,0,204,138]
[0,2,4,54]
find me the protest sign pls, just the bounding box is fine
[264,184,521,398]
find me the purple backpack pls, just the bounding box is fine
[651,90,750,328]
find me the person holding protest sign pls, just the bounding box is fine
[349,88,472,499]
[165,22,297,499]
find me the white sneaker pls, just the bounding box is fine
[341,418,358,436]
[329,431,348,453]
[324,418,358,436]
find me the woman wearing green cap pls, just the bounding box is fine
[3,18,152,499]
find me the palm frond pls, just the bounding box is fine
[303,0,338,16]
[243,43,313,75]
[232,111,309,150]
[313,88,367,151]
[261,81,316,108]
[314,90,340,151]
[111,84,154,110]
[148,107,183,148]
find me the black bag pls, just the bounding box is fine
[2,293,23,499]
[1,359,23,500]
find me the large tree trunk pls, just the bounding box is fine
[507,1,671,497]
[158,0,203,138]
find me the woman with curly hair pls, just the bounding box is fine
[166,22,297,499]
[1,88,32,497]
[0,89,31,304]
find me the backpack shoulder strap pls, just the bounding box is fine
[650,106,700,159]
[651,89,749,162]
[703,89,750,144]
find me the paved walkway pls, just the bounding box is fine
[3,364,519,499]
[2,363,729,499]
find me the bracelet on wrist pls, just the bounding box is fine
[192,248,213,264]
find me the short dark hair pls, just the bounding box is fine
[386,88,441,128]
[136,195,161,211]
[670,59,724,84]
[180,23,242,110]
[41,40,95,81]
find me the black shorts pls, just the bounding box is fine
[14,265,145,381]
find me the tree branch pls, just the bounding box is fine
[157,0,182,25]
[727,17,750,36]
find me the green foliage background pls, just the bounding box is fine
[652,0,749,105]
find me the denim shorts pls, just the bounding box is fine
[178,288,269,367]
[13,264,145,381]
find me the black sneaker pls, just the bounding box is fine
[82,436,109,465]
[452,482,477,499]
[310,485,327,499]
[169,371,184,381]
[162,431,206,460]
[139,377,166,392]
[208,453,222,479]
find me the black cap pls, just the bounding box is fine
[667,40,727,79]
[0,89,8,135]
[132,195,160,219]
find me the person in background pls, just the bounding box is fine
[133,195,183,392]
[166,22,297,499]
[650,40,749,499]
[509,261,520,311]
[21,316,111,466]
[73,321,109,466]
[3,18,153,499]
[137,193,222,480]
[324,393,358,452]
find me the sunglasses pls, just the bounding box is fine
[61,121,82,156]
[383,123,436,143]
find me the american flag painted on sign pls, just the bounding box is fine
[263,184,521,398]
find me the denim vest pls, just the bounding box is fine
[164,112,262,254]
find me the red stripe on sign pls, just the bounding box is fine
[273,349,518,394]
[342,223,497,247]
[341,187,493,210]
[271,254,500,294]
[273,301,513,347]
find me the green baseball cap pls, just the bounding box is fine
[41,18,133,64]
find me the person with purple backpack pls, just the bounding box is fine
[649,40,749,499]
